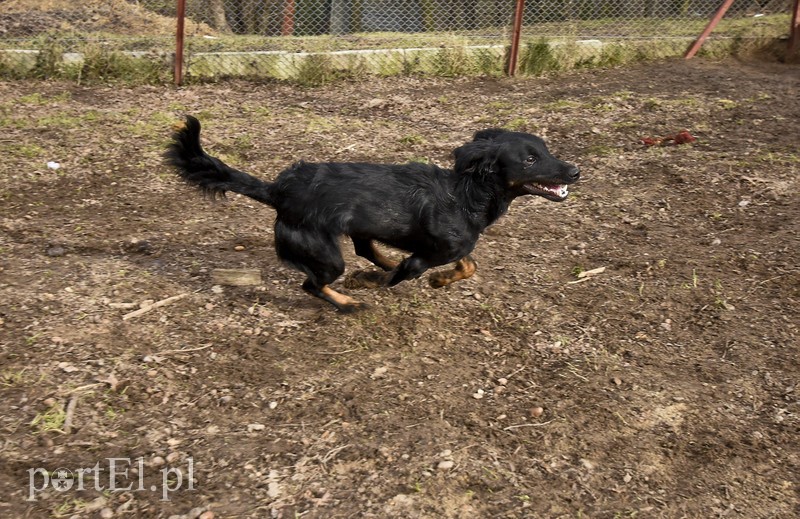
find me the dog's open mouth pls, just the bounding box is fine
[522,182,569,201]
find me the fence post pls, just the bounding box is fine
[282,0,296,36]
[175,0,186,85]
[507,0,525,76]
[790,0,800,55]
[684,0,735,59]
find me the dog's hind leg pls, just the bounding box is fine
[428,256,477,288]
[301,282,368,313]
[346,239,400,289]
[352,239,398,271]
[275,222,367,313]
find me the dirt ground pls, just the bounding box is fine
[0,58,798,518]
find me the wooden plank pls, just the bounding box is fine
[211,269,263,286]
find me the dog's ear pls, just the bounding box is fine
[473,128,509,142]
[454,140,500,178]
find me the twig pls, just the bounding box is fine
[122,293,188,321]
[63,395,79,434]
[319,348,358,355]
[65,383,103,395]
[321,444,352,464]
[505,366,526,379]
[157,343,214,355]
[503,420,554,431]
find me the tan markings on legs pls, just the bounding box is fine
[371,243,400,270]
[428,256,478,288]
[321,285,360,306]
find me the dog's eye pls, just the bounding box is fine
[524,156,536,165]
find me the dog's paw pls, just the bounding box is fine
[428,272,450,289]
[344,270,388,289]
[337,301,370,314]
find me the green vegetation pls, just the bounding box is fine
[0,14,789,84]
[30,402,66,433]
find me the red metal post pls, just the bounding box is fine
[282,0,296,36]
[507,0,525,76]
[175,0,186,85]
[789,0,800,55]
[684,0,735,59]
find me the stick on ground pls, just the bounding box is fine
[122,293,189,321]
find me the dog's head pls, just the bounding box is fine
[454,128,580,202]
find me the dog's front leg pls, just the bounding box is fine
[428,256,477,288]
[387,255,433,287]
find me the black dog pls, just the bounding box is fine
[165,116,579,312]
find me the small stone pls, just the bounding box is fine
[370,366,388,379]
[364,98,387,109]
[219,395,233,405]
[58,362,78,373]
[529,406,544,418]
[43,397,57,407]
[211,285,224,294]
[234,245,245,251]
[439,449,452,458]
[150,456,166,468]
[497,378,508,386]
[99,508,114,519]
[437,460,454,471]
[46,245,66,257]
[206,425,220,434]
[166,452,181,463]
[268,401,278,409]
[198,512,215,519]
[612,377,622,386]
[247,423,266,432]
[129,240,153,254]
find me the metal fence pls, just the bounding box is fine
[0,0,793,83]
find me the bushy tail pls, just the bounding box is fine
[164,115,274,206]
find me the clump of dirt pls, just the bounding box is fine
[0,0,214,37]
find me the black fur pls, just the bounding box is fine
[165,115,579,312]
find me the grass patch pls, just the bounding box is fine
[30,402,66,433]
[0,143,45,159]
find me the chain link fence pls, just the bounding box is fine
[0,0,793,83]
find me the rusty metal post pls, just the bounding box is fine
[507,0,525,76]
[175,0,186,85]
[684,0,735,59]
[789,0,800,55]
[282,0,296,36]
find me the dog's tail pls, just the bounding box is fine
[164,115,274,206]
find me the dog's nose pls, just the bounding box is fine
[567,165,580,182]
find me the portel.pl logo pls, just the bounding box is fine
[28,458,194,501]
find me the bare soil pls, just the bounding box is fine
[0,58,798,518]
